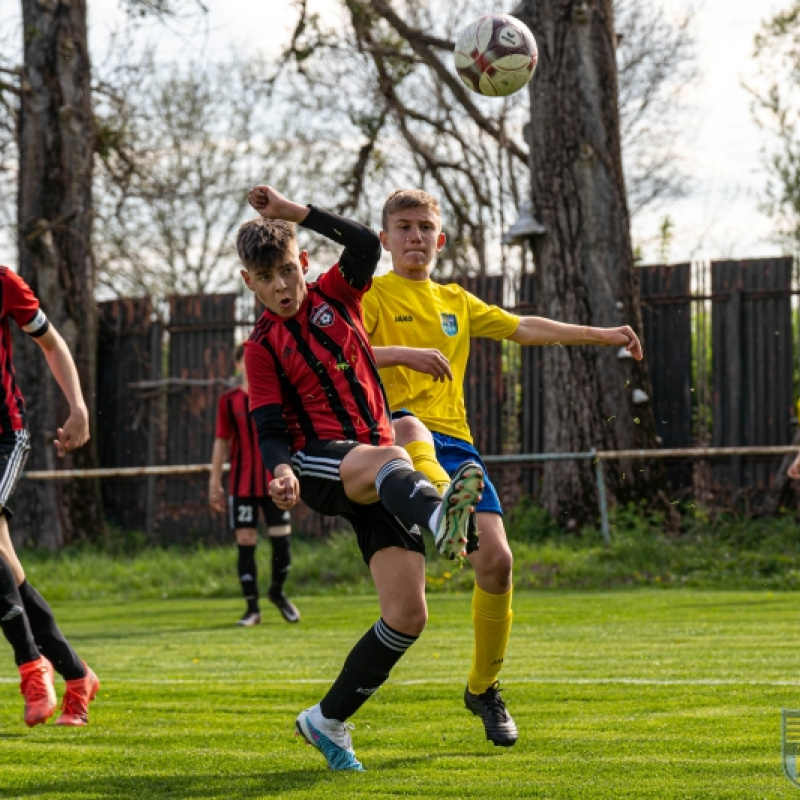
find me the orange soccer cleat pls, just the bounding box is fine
[19,655,56,727]
[55,662,100,727]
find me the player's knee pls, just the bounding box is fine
[393,415,432,445]
[382,445,412,466]
[235,529,258,546]
[476,543,513,585]
[385,602,427,637]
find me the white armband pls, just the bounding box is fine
[22,309,49,338]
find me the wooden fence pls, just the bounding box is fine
[93,257,796,542]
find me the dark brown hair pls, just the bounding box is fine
[236,217,297,274]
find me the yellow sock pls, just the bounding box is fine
[468,583,513,695]
[405,440,451,496]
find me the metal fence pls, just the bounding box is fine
[85,257,796,542]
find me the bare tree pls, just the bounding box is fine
[278,0,532,278]
[93,50,290,297]
[512,0,667,522]
[614,0,696,218]
[14,0,105,548]
[11,0,206,548]
[0,23,22,261]
[278,0,667,521]
[749,1,800,259]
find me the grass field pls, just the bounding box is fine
[0,589,798,799]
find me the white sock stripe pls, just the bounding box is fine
[374,459,411,493]
[0,430,30,507]
[374,618,416,652]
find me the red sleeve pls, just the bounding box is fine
[318,262,367,314]
[243,341,282,412]
[2,270,41,328]
[215,393,233,439]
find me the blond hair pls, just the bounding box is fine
[381,189,442,231]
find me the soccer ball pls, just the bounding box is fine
[454,13,538,97]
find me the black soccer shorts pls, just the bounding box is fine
[228,495,290,532]
[291,439,425,566]
[0,429,31,518]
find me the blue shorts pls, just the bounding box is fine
[431,432,502,516]
[392,410,502,515]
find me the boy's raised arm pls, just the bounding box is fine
[248,184,381,288]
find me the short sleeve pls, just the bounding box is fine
[243,340,282,412]
[215,394,233,440]
[464,291,520,341]
[3,270,45,332]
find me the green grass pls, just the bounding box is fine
[18,503,800,602]
[0,590,798,798]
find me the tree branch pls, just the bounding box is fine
[366,0,529,165]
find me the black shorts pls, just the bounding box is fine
[228,495,290,531]
[291,440,425,566]
[0,430,31,517]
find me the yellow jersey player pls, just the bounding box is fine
[364,189,642,747]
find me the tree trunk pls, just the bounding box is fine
[15,0,105,548]
[514,0,667,525]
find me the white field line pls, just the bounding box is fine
[2,676,800,687]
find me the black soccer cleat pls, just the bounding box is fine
[268,588,301,623]
[464,681,518,747]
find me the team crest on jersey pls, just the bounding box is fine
[310,303,335,327]
[440,313,458,337]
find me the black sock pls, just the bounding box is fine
[237,545,259,613]
[18,581,85,680]
[0,559,39,666]
[375,459,442,532]
[269,535,291,597]
[320,618,418,722]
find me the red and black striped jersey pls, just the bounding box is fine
[245,263,393,454]
[0,267,50,433]
[215,385,271,498]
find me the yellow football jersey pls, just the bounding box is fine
[363,272,519,442]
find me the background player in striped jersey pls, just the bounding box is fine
[0,266,99,727]
[238,184,483,771]
[364,189,643,748]
[209,344,299,626]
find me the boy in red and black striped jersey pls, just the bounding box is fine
[209,344,299,626]
[0,267,99,727]
[238,185,484,771]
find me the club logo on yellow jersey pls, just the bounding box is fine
[440,313,458,336]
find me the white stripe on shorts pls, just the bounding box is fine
[291,451,341,481]
[0,429,31,508]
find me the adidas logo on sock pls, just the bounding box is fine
[409,479,434,498]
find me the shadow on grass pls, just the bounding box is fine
[6,769,353,797]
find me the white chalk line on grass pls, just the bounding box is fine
[2,676,800,687]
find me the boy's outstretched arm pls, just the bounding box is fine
[508,316,643,361]
[34,325,90,456]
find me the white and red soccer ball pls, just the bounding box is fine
[454,13,538,98]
